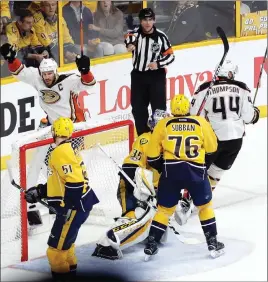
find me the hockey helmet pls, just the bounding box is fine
[138,8,155,20]
[148,109,168,130]
[217,60,238,79]
[170,94,190,116]
[39,58,58,75]
[52,117,74,139]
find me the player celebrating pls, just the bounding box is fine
[144,94,224,260]
[24,117,99,280]
[0,43,96,124]
[176,60,260,225]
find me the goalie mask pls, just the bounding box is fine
[148,109,169,131]
[217,60,238,80]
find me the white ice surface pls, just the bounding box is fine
[1,119,267,281]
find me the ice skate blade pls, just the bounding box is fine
[210,249,225,258]
[144,254,151,262]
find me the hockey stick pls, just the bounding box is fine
[197,26,229,116]
[6,159,59,215]
[80,1,84,56]
[253,47,267,105]
[96,144,201,245]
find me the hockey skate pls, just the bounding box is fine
[174,193,194,226]
[206,234,225,258]
[144,236,158,261]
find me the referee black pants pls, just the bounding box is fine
[131,68,167,136]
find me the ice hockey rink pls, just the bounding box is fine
[1,117,267,281]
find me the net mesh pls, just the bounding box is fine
[1,120,134,265]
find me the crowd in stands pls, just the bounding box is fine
[0,1,267,78]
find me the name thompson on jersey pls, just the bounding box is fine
[0,43,96,124]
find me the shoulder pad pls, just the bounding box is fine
[194,81,211,95]
[231,80,251,92]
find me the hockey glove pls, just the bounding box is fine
[252,106,260,124]
[0,43,17,63]
[76,55,90,74]
[24,183,47,204]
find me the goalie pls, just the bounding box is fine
[92,110,168,260]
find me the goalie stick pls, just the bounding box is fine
[253,47,267,105]
[197,26,229,116]
[96,143,201,245]
[6,159,59,215]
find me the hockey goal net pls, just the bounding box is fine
[1,120,134,264]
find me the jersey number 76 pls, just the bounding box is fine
[168,135,199,159]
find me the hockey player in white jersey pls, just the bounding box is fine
[0,43,96,124]
[175,60,260,226]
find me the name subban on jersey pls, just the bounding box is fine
[211,85,240,94]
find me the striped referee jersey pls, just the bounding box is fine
[125,26,175,72]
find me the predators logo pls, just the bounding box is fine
[40,89,61,104]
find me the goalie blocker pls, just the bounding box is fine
[92,168,167,260]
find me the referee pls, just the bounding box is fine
[125,8,175,136]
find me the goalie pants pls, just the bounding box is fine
[149,161,217,242]
[131,69,167,136]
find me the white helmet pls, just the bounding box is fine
[217,60,238,79]
[39,58,58,75]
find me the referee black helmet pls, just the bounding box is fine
[138,8,155,20]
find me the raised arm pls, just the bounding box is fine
[0,43,39,87]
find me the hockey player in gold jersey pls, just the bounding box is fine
[24,117,99,279]
[117,110,168,218]
[144,94,225,260]
[92,110,168,260]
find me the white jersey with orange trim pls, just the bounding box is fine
[8,59,96,124]
[190,79,256,141]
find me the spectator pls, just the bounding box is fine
[163,1,207,45]
[33,0,77,63]
[0,17,10,77]
[0,1,11,27]
[5,9,48,68]
[90,0,127,56]
[63,1,103,58]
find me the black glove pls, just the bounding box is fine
[76,55,90,74]
[0,43,17,63]
[25,186,41,204]
[252,106,260,124]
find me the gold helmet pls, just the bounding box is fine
[52,117,74,139]
[170,94,190,116]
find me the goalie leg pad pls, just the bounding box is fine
[93,201,156,259]
[92,230,122,260]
